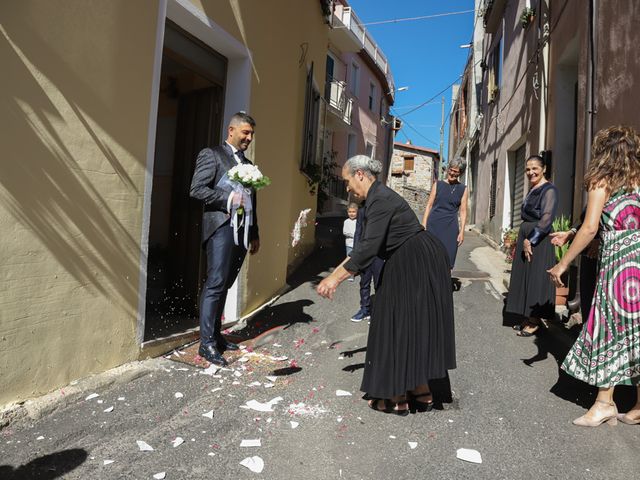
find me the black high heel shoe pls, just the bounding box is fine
[409,392,434,412]
[368,398,409,416]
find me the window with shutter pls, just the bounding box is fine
[489,159,498,218]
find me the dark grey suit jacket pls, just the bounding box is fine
[190,144,259,245]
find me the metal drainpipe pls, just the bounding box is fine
[585,0,597,174]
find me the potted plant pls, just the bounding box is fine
[502,228,518,264]
[520,6,535,29]
[552,215,572,305]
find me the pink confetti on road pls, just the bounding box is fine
[312,327,320,334]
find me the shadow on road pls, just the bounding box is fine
[501,305,638,412]
[0,448,88,480]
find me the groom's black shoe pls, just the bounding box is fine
[218,338,240,351]
[198,344,228,367]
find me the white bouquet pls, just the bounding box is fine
[222,164,270,249]
[228,164,271,190]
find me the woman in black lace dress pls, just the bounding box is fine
[506,155,558,336]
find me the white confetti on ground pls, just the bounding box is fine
[174,392,183,399]
[265,376,278,382]
[456,448,482,464]
[103,460,114,465]
[103,406,114,413]
[202,410,214,419]
[136,440,154,452]
[287,402,328,418]
[172,437,184,448]
[336,390,352,397]
[270,355,288,362]
[240,439,262,447]
[239,456,264,473]
[240,397,283,412]
[200,364,221,376]
[408,442,418,449]
[153,472,166,479]
[290,421,299,429]
[36,436,45,440]
[85,393,99,401]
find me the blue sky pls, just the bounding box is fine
[347,0,475,161]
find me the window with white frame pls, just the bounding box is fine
[368,82,376,111]
[365,141,374,159]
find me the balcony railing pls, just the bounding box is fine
[325,78,353,125]
[332,6,394,94]
[326,174,348,201]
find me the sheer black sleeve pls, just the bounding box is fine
[344,197,393,273]
[527,185,558,246]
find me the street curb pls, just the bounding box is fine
[0,358,172,431]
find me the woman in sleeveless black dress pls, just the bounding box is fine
[317,156,456,415]
[422,158,469,269]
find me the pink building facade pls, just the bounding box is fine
[322,0,397,213]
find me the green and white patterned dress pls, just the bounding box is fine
[562,189,640,387]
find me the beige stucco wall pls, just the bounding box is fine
[0,1,159,405]
[0,0,328,406]
[191,1,327,313]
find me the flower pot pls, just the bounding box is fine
[555,286,569,306]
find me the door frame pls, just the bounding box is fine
[137,0,252,345]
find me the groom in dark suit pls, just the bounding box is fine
[190,112,260,366]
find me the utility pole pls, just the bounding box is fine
[440,96,445,174]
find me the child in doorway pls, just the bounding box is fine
[343,203,358,281]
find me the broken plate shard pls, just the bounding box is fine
[136,440,154,451]
[85,393,99,401]
[265,376,278,382]
[153,473,166,479]
[103,460,114,465]
[336,390,352,397]
[103,406,114,413]
[201,364,221,376]
[240,439,262,447]
[239,456,264,473]
[408,442,418,449]
[172,437,184,448]
[290,421,299,429]
[456,448,482,464]
[174,392,184,399]
[202,410,214,419]
[240,397,284,412]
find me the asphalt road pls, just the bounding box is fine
[1,231,638,480]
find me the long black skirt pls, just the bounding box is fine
[360,230,456,399]
[505,221,555,319]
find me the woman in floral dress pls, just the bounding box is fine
[548,125,640,427]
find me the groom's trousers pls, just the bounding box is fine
[199,220,247,348]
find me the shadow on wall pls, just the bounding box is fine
[0,10,146,314]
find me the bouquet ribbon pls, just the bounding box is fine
[227,184,253,249]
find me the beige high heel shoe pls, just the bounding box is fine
[573,399,618,427]
[616,413,640,425]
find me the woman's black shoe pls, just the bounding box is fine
[368,399,409,416]
[409,392,434,412]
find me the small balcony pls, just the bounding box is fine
[325,78,353,127]
[329,6,365,53]
[331,6,395,99]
